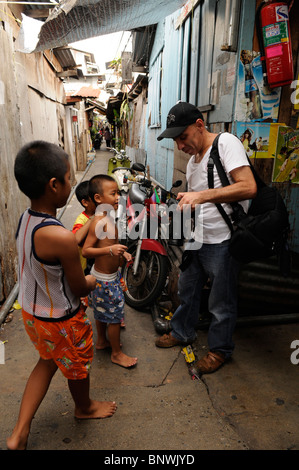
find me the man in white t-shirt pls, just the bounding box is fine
[155,102,257,374]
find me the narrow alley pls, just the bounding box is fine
[0,148,298,452]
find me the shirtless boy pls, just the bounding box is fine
[82,175,137,368]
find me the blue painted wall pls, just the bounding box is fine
[144,0,299,252]
[145,11,183,190]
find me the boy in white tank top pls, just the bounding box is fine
[7,141,117,450]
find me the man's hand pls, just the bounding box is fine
[176,166,257,209]
[177,192,202,210]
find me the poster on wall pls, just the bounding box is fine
[235,50,281,122]
[272,126,299,184]
[236,121,271,158]
[293,74,299,111]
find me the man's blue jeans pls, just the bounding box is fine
[170,240,240,358]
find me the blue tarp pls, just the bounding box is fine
[34,0,186,51]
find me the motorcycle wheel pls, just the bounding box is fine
[122,245,169,308]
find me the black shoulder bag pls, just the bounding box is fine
[208,134,290,273]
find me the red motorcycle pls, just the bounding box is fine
[119,163,182,308]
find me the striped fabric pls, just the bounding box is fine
[16,209,80,321]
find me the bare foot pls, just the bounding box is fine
[111,351,138,368]
[75,400,117,419]
[96,340,122,350]
[6,428,28,450]
[95,339,111,350]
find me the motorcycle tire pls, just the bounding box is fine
[122,245,169,309]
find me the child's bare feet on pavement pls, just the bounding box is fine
[111,351,138,368]
[6,429,28,450]
[96,340,122,350]
[95,339,111,350]
[75,399,117,419]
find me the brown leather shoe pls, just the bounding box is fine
[196,351,225,374]
[155,333,186,348]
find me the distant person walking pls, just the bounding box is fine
[104,127,112,149]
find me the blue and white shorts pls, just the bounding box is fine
[88,268,125,324]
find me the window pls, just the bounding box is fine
[148,50,163,127]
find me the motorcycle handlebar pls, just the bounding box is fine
[142,179,152,188]
[110,147,127,157]
[130,178,179,203]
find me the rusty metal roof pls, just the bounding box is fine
[72,86,101,98]
[33,0,186,51]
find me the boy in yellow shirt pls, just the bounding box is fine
[72,181,96,275]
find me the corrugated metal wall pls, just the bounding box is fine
[146,12,183,190]
[0,6,74,302]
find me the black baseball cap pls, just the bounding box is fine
[157,102,204,141]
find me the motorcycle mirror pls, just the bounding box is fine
[132,162,145,172]
[172,180,182,188]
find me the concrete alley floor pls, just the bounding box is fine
[0,147,299,452]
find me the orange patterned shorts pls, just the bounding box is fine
[22,307,94,380]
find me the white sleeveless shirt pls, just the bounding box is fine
[16,209,80,321]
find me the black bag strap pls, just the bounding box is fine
[208,133,255,231]
[207,151,234,233]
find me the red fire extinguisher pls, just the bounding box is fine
[257,1,294,88]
